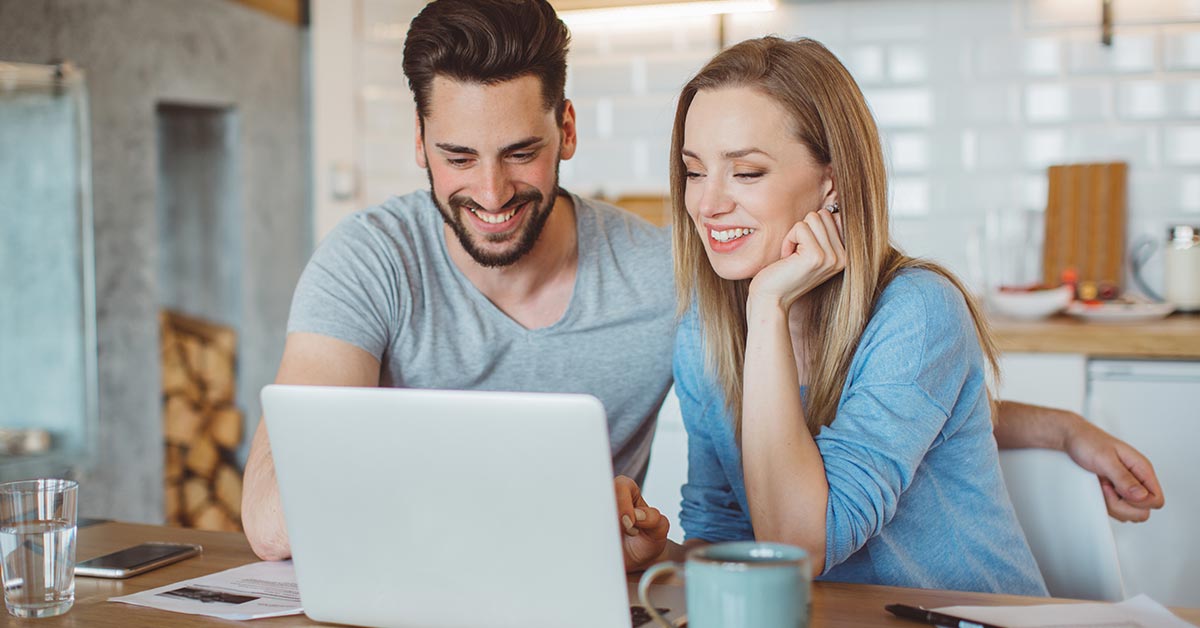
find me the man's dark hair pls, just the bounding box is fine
[402,0,571,128]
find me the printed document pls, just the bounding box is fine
[936,594,1196,628]
[109,560,303,620]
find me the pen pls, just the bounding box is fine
[885,603,1008,628]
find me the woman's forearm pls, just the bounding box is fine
[741,297,828,574]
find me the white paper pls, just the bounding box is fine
[935,594,1196,628]
[109,560,303,620]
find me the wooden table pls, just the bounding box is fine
[25,521,1200,627]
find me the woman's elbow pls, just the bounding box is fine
[753,525,826,575]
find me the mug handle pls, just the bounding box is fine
[637,561,682,628]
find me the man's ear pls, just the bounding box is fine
[415,112,428,169]
[559,99,577,161]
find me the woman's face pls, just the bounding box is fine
[682,87,833,281]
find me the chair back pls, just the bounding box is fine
[999,448,1126,601]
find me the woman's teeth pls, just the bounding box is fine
[711,227,755,243]
[470,206,519,224]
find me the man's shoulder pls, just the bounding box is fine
[338,190,437,236]
[574,194,672,247]
[573,194,672,275]
[317,190,440,255]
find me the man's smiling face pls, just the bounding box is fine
[417,75,577,268]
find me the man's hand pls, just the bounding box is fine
[1063,418,1165,522]
[614,476,669,572]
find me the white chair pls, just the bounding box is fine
[641,385,688,544]
[999,448,1126,600]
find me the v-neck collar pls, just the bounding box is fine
[434,190,590,335]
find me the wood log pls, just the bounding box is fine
[182,477,210,517]
[164,482,182,525]
[185,437,220,479]
[164,396,204,446]
[180,335,205,382]
[214,464,243,518]
[163,310,237,356]
[203,345,236,406]
[161,330,195,398]
[192,503,239,532]
[209,407,243,450]
[165,445,185,482]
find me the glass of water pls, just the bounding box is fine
[0,479,78,618]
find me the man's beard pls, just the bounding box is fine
[427,165,560,269]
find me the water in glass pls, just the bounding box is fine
[1,518,76,618]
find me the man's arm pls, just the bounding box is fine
[242,332,381,560]
[993,400,1165,522]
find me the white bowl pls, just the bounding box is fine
[987,285,1074,320]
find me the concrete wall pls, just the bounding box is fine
[0,0,310,523]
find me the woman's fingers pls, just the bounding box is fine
[795,209,844,280]
[783,221,820,264]
[803,211,837,269]
[815,209,846,269]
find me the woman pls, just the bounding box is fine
[618,36,1047,595]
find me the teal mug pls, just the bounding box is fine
[637,542,810,628]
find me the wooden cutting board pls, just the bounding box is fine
[1042,162,1127,291]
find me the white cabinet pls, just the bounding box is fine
[1087,360,1200,607]
[997,353,1087,414]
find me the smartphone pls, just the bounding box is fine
[75,542,202,578]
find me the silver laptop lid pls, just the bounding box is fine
[262,385,631,628]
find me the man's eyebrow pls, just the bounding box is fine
[680,147,774,160]
[433,137,544,156]
[501,136,543,153]
[435,143,477,155]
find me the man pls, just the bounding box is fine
[242,0,1162,562]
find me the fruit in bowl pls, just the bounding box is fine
[987,284,1074,320]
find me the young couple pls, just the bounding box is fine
[242,0,1163,595]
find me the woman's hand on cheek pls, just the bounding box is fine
[749,208,846,308]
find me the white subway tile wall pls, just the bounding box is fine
[345,0,1199,290]
[1166,29,1200,70]
[1164,125,1200,164]
[1067,31,1157,75]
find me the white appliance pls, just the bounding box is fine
[1086,360,1200,607]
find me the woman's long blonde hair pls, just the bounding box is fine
[671,37,999,439]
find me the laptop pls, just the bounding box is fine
[261,385,687,628]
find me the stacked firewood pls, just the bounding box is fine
[160,311,244,532]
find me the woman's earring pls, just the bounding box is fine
[826,202,840,214]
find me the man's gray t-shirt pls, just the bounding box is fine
[287,190,676,480]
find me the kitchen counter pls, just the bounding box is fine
[990,313,1200,359]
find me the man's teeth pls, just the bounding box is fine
[710,228,755,243]
[469,206,518,224]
